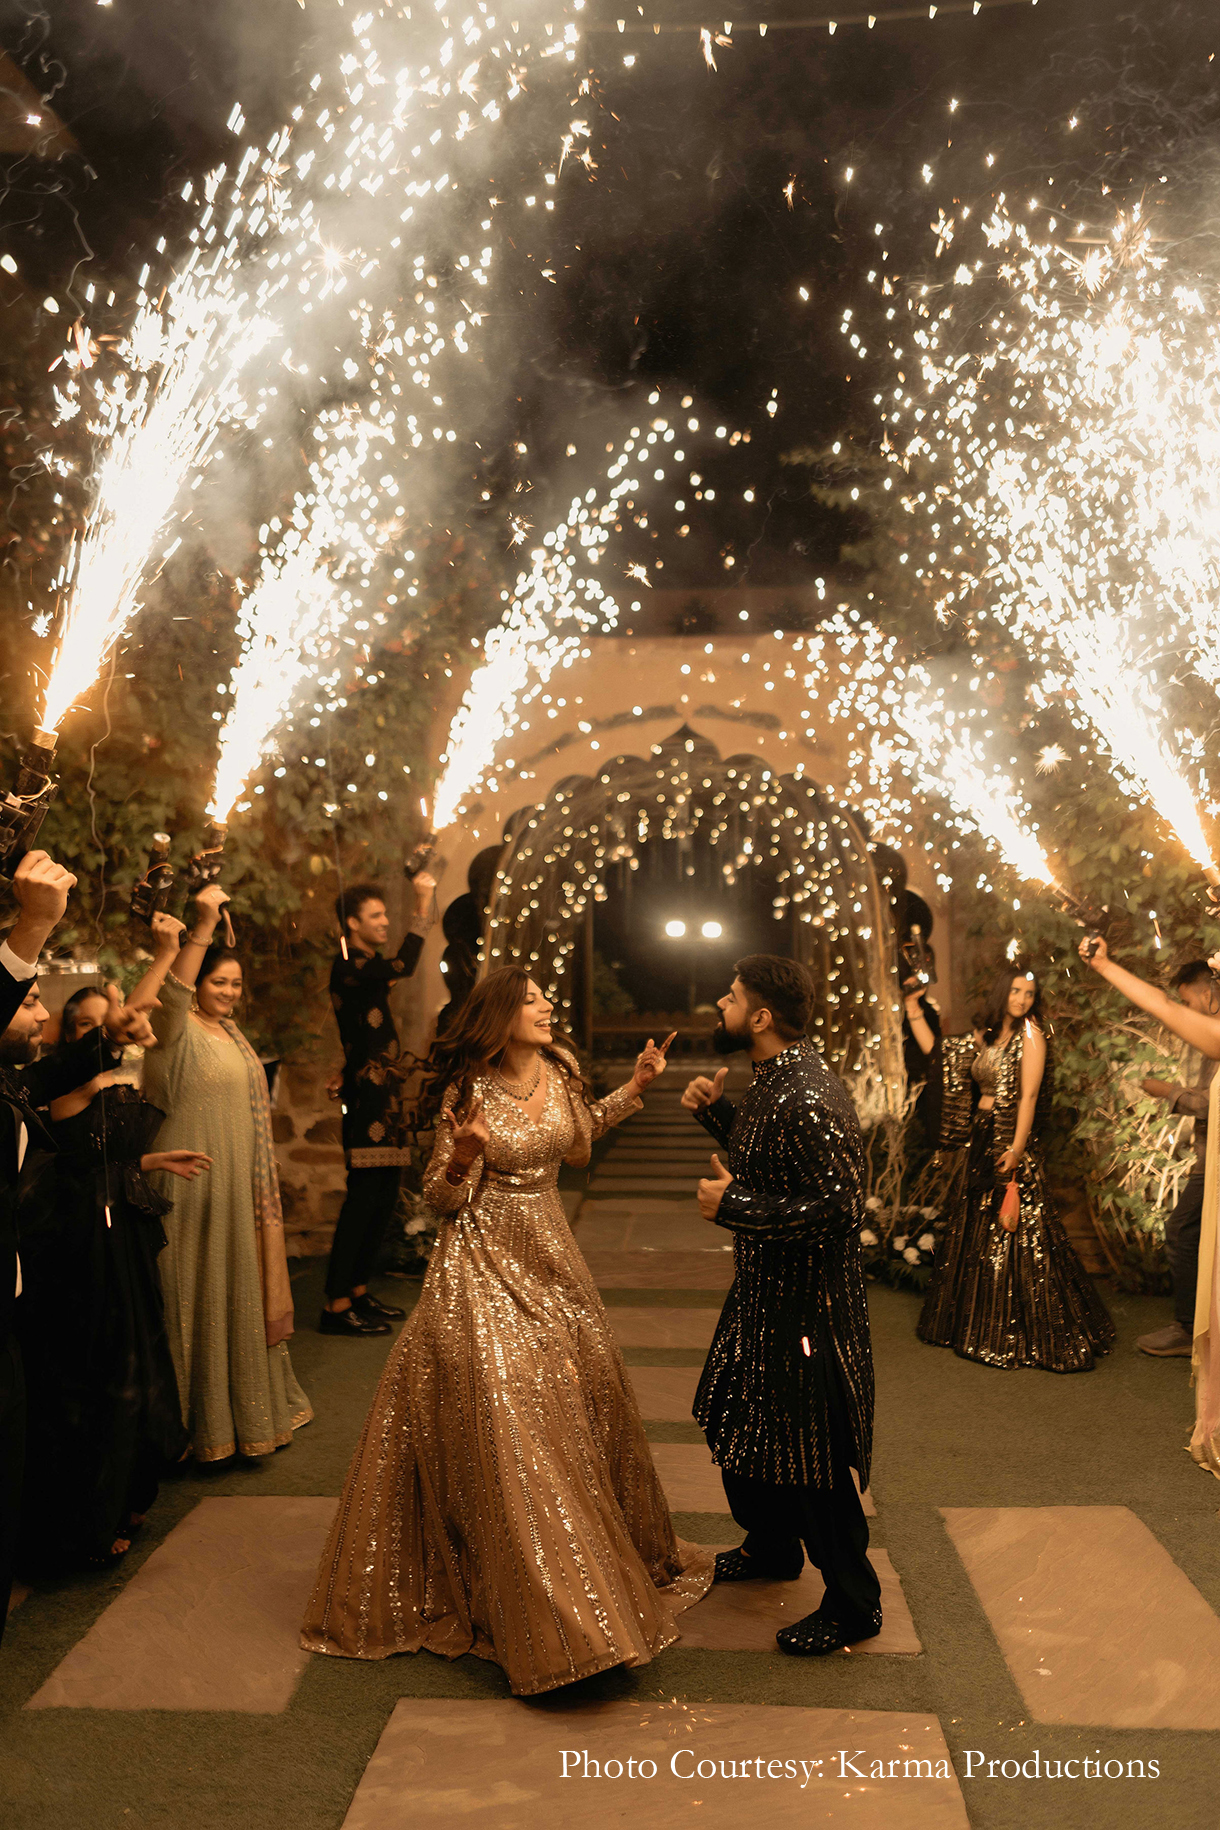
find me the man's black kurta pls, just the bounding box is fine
[693,1038,872,1489]
[329,916,429,1169]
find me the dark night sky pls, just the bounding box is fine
[2,0,1213,599]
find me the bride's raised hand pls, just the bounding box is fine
[632,1032,677,1093]
[446,1094,490,1162]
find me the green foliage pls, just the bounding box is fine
[946,807,1213,1287]
[590,949,635,1019]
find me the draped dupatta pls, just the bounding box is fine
[221,1019,295,1347]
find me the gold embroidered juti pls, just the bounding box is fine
[300,1054,713,1695]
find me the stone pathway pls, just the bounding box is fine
[10,1072,1220,1828]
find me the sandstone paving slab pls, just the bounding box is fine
[629,1364,703,1420]
[608,1308,721,1349]
[26,1496,336,1714]
[580,1250,735,1290]
[340,1698,966,1829]
[675,1548,919,1656]
[575,1208,724,1254]
[649,1443,874,1517]
[941,1504,1220,1728]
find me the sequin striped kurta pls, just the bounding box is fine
[917,1030,1115,1372]
[300,1052,713,1695]
[693,1038,872,1489]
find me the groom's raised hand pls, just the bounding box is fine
[697,1153,734,1221]
[681,1065,728,1114]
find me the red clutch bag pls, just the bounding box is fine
[998,1179,1020,1232]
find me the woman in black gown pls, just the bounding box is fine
[916,966,1114,1373]
[17,974,209,1570]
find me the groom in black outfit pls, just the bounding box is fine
[683,954,881,1655]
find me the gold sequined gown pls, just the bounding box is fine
[300,1054,714,1695]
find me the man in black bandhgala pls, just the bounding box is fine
[321,873,436,1336]
[682,953,880,1655]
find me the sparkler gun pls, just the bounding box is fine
[129,831,175,926]
[900,923,937,989]
[403,834,438,882]
[0,728,59,878]
[184,820,236,949]
[1050,881,1109,960]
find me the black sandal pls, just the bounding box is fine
[83,1513,147,1570]
[776,1605,882,1656]
[714,1546,804,1584]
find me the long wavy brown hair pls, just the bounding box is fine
[416,965,591,1130]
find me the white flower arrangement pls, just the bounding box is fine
[865,1195,882,1212]
[859,1227,878,1246]
[903,1246,921,1263]
[917,1232,935,1251]
[891,1234,908,1252]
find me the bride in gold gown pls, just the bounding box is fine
[301,966,713,1695]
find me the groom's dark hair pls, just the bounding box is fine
[734,954,814,1041]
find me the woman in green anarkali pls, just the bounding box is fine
[141,884,312,1461]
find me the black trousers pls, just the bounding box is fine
[1168,1175,1206,1331]
[325,1166,402,1300]
[0,1336,24,1646]
[720,1462,881,1625]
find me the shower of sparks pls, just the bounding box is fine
[877,191,1220,873]
[431,501,621,832]
[796,609,1068,897]
[40,150,287,731]
[208,415,390,823]
[432,397,717,829]
[895,687,1057,888]
[35,1,573,748]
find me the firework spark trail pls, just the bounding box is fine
[894,686,1056,887]
[39,155,293,731]
[798,611,1072,898]
[200,2,595,803]
[36,3,567,743]
[883,195,1220,870]
[208,415,392,823]
[430,398,720,829]
[431,505,621,831]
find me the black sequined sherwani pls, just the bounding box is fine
[692,1038,872,1489]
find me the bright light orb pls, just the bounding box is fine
[664,919,686,938]
[701,920,723,939]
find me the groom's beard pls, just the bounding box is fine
[711,1017,752,1057]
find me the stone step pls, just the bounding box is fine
[583,1182,697,1198]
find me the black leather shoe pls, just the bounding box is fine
[776,1605,882,1656]
[713,1546,804,1584]
[354,1293,406,1321]
[319,1307,391,1337]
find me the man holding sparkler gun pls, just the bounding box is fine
[321,869,437,1336]
[0,850,157,1644]
[1079,939,1220,1357]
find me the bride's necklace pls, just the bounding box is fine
[493,1057,542,1101]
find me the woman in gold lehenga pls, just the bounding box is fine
[915,966,1115,1372]
[301,967,713,1695]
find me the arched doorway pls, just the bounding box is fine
[481,725,906,1119]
